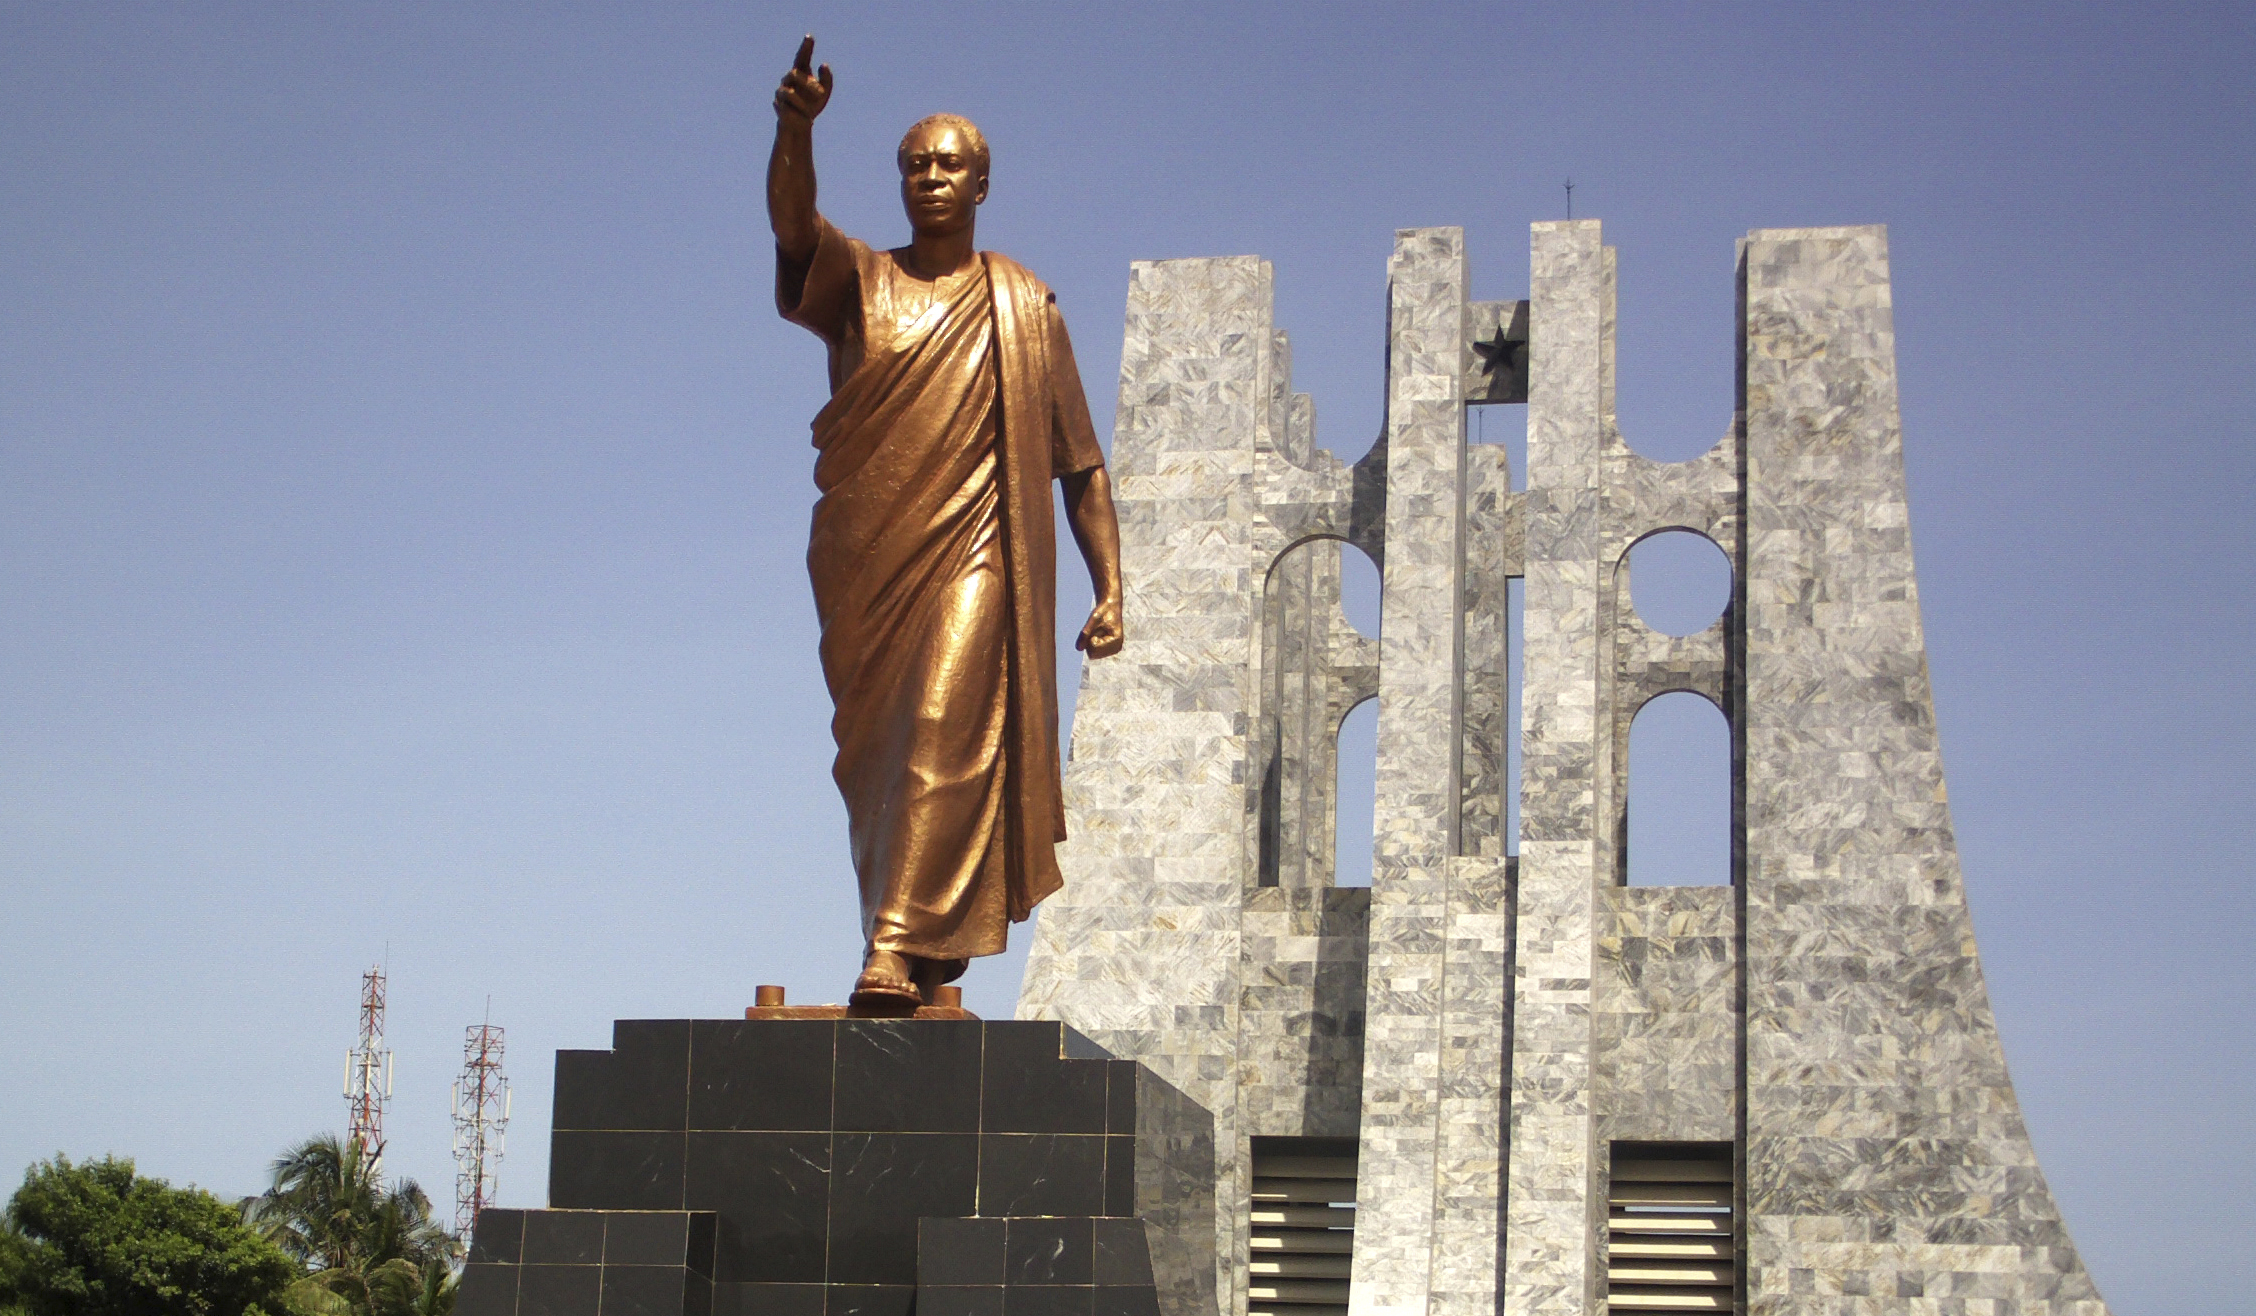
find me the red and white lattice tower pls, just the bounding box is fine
[343,965,393,1170]
[451,1017,511,1234]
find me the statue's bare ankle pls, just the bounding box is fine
[907,957,951,1001]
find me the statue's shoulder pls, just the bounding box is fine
[982,251,1056,304]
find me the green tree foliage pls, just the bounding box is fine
[0,1155,297,1316]
[2,1217,41,1315]
[241,1138,455,1316]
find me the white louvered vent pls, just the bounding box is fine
[1607,1143,1735,1313]
[1246,1136,1356,1316]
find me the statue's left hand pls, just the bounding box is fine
[1077,598,1124,659]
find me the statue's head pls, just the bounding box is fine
[897,114,989,238]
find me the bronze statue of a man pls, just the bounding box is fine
[768,38,1123,1011]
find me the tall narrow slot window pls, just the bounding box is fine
[1332,543,1381,887]
[1606,1142,1734,1312]
[1333,699,1377,888]
[1247,1137,1356,1316]
[1507,575,1523,854]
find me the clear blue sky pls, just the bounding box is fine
[2,4,2249,1310]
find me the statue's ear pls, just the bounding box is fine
[974,172,990,206]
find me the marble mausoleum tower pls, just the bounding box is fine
[1018,222,2109,1316]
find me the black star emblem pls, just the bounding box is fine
[1471,326,1522,393]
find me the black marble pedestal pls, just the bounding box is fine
[917,1215,1164,1316]
[459,1209,715,1315]
[456,1018,1214,1316]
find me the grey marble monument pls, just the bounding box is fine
[1018,222,2109,1316]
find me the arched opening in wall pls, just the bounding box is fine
[1334,696,1377,888]
[1257,539,1380,888]
[1333,543,1379,888]
[1338,541,1380,640]
[1626,692,1730,887]
[1628,530,1731,637]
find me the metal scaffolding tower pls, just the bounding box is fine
[344,965,393,1170]
[451,1014,511,1235]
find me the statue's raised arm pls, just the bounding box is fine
[767,36,831,263]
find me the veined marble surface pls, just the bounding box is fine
[1020,222,2108,1316]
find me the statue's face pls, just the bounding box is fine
[898,123,987,238]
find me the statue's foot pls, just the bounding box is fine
[849,949,923,1011]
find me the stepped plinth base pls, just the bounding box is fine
[455,1017,1216,1316]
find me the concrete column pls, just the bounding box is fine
[1347,226,1470,1316]
[1739,226,2107,1315]
[1018,255,1279,1313]
[1502,220,1611,1316]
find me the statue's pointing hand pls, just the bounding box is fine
[776,35,833,124]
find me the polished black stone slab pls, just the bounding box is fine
[917,1217,1161,1316]
[455,1019,1214,1316]
[460,1209,716,1316]
[546,1019,1149,1289]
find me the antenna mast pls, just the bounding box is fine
[451,1010,511,1234]
[344,965,393,1170]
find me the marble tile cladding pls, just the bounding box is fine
[1502,221,1608,1316]
[1349,227,1480,1316]
[1740,225,2107,1315]
[1237,886,1369,1140]
[1021,254,1350,1316]
[1593,886,1735,1144]
[1010,217,2111,1316]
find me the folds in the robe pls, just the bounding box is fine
[781,219,1104,965]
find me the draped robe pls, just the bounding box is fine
[779,218,1105,968]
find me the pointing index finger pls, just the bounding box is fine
[794,35,815,75]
